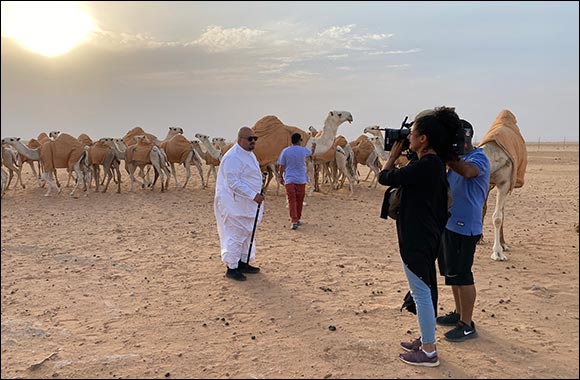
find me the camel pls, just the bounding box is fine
[1,134,89,196]
[194,133,226,185]
[478,109,528,261]
[252,111,353,196]
[19,139,43,180]
[1,144,25,190]
[88,139,121,193]
[124,135,169,192]
[350,135,382,188]
[160,133,205,189]
[311,135,357,194]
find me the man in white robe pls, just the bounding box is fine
[214,127,265,281]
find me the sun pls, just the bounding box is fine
[1,1,96,57]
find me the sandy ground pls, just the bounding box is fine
[1,143,578,379]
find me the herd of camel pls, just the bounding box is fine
[1,110,527,262]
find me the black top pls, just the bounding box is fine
[378,154,449,309]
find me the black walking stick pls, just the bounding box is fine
[246,172,268,264]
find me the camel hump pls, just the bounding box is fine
[334,135,348,147]
[54,133,83,149]
[78,133,93,146]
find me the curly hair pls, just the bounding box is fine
[413,106,462,162]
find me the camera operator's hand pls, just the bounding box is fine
[390,140,405,159]
[382,140,405,171]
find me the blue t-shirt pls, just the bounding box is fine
[446,148,490,236]
[277,145,312,185]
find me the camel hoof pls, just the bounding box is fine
[491,252,508,261]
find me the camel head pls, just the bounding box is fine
[1,137,21,145]
[328,111,353,124]
[195,133,209,141]
[212,137,225,145]
[308,126,318,136]
[169,127,184,135]
[49,130,61,140]
[363,125,381,136]
[133,135,151,144]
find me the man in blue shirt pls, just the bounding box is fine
[437,119,490,341]
[278,133,316,230]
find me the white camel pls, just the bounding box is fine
[195,133,225,185]
[1,144,25,190]
[478,109,528,261]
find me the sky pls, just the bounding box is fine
[1,1,579,143]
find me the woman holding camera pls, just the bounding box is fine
[378,106,462,367]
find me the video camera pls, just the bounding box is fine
[378,116,413,152]
[379,115,467,157]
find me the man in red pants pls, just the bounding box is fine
[278,133,316,230]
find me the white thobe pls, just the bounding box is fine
[214,144,264,268]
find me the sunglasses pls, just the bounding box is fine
[245,136,258,142]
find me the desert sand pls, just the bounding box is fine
[1,143,578,379]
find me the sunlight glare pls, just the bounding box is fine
[1,1,96,57]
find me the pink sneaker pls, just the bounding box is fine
[399,349,439,367]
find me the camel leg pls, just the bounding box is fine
[26,161,38,179]
[42,171,61,196]
[490,182,510,261]
[170,162,180,189]
[191,155,205,188]
[6,169,14,189]
[69,164,84,196]
[306,159,315,196]
[480,187,492,244]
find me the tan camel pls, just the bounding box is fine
[252,111,353,196]
[478,109,528,261]
[311,135,357,193]
[2,134,89,196]
[160,134,205,189]
[1,144,25,189]
[124,135,169,192]
[88,139,121,193]
[350,135,381,188]
[123,127,161,146]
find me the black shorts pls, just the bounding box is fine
[438,229,481,286]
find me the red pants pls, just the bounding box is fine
[285,183,306,223]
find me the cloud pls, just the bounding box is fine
[366,48,421,55]
[188,25,266,52]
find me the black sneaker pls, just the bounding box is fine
[225,268,247,281]
[444,321,478,342]
[237,261,260,274]
[436,310,460,326]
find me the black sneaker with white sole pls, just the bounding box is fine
[436,310,460,326]
[444,320,478,342]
